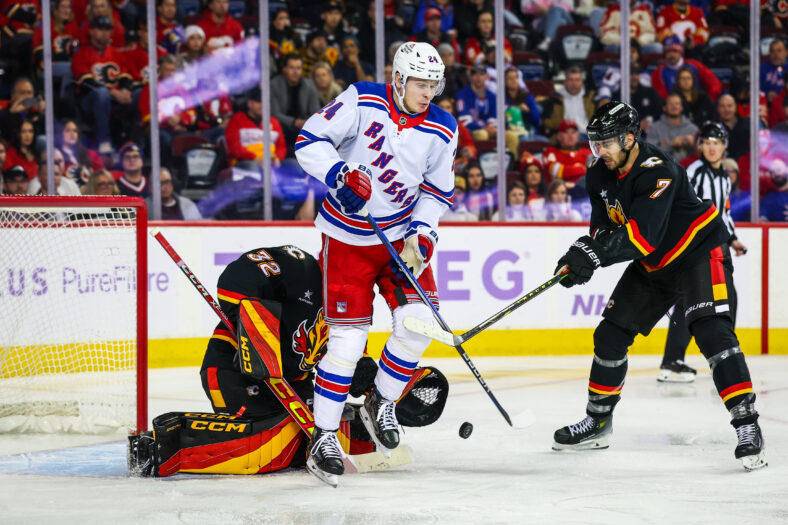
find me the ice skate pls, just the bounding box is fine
[553,415,612,451]
[306,427,345,487]
[657,360,697,383]
[734,421,767,471]
[360,388,399,458]
[127,431,155,477]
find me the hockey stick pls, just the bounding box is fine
[403,266,569,347]
[360,210,515,427]
[149,229,317,438]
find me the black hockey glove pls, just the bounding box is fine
[555,236,605,288]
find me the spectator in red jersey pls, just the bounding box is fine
[145,167,202,220]
[0,76,45,139]
[2,164,29,195]
[156,0,184,54]
[124,21,167,90]
[225,86,287,169]
[0,0,39,78]
[462,9,511,66]
[672,66,714,125]
[332,34,374,89]
[32,0,80,71]
[543,120,592,185]
[59,119,103,184]
[28,147,81,196]
[115,142,149,198]
[410,6,459,62]
[71,15,134,153]
[197,0,243,52]
[81,168,120,195]
[78,0,125,47]
[651,36,721,102]
[655,0,709,51]
[5,118,38,180]
[178,24,207,65]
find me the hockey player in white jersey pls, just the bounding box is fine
[295,41,457,484]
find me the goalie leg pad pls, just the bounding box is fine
[237,298,284,380]
[133,412,306,477]
[396,366,449,427]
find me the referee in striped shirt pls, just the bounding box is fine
[658,121,748,382]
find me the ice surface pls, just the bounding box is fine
[1,355,786,524]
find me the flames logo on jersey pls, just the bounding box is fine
[291,308,329,372]
[91,62,120,86]
[604,197,628,225]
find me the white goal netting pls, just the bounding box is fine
[0,198,146,434]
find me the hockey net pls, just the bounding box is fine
[0,196,147,434]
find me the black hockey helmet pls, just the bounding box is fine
[697,120,729,145]
[586,100,641,146]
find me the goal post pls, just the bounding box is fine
[0,196,147,434]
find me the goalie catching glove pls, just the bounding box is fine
[326,162,373,214]
[555,235,607,287]
[394,224,438,279]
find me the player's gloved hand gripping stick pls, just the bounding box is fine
[150,229,317,438]
[404,266,569,347]
[360,210,519,427]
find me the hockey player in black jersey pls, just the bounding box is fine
[128,246,448,478]
[551,102,766,471]
[659,121,748,383]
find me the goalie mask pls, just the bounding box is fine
[392,41,445,115]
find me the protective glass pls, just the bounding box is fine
[589,137,622,158]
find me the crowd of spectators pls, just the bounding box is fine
[0,0,787,222]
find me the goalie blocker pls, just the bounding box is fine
[128,364,448,477]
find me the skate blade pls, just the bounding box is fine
[552,434,611,451]
[740,452,768,471]
[657,370,696,383]
[359,405,394,459]
[306,456,340,488]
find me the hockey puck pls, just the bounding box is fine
[459,422,473,439]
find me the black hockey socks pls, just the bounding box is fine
[586,320,634,417]
[692,317,754,411]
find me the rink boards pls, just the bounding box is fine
[137,223,787,364]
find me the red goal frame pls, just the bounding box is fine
[0,195,148,432]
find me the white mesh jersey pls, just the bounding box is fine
[295,81,458,246]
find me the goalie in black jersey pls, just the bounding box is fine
[551,102,766,471]
[129,246,447,477]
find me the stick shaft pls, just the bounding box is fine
[150,229,316,436]
[458,267,568,344]
[362,214,513,426]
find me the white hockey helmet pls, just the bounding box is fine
[392,42,445,113]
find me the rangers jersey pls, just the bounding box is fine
[587,141,729,275]
[295,81,458,246]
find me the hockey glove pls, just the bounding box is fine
[326,162,372,214]
[395,224,438,279]
[555,235,605,288]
